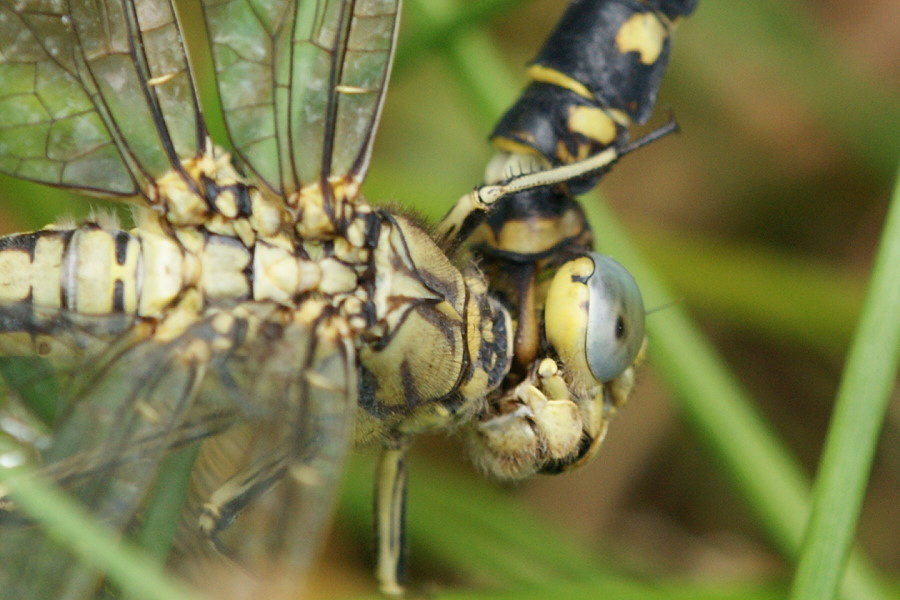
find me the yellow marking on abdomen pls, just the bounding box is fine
[32,235,65,308]
[0,230,69,307]
[567,105,619,146]
[0,246,32,303]
[527,64,593,100]
[615,12,668,64]
[68,228,140,315]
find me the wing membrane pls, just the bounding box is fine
[176,315,356,597]
[328,2,398,182]
[0,0,204,197]
[203,0,399,195]
[0,305,356,599]
[0,320,213,599]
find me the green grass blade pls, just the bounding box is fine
[425,581,786,600]
[0,465,203,600]
[133,445,199,562]
[789,163,900,600]
[394,0,524,79]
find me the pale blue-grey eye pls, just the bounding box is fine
[584,253,645,382]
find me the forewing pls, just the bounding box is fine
[202,0,399,196]
[0,0,204,197]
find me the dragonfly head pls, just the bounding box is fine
[539,252,646,472]
[466,252,646,479]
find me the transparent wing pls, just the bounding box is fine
[173,312,357,598]
[0,0,204,197]
[202,0,400,196]
[0,305,356,599]
[0,319,216,598]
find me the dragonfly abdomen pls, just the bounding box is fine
[0,218,322,327]
[0,219,256,359]
[0,224,145,360]
[489,0,695,186]
[0,225,139,314]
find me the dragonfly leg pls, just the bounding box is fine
[374,440,410,597]
[198,454,287,557]
[466,358,590,480]
[434,120,679,255]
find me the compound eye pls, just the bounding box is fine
[545,253,645,384]
[583,254,645,381]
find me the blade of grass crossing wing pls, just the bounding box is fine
[0,465,202,600]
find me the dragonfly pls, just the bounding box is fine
[0,0,694,597]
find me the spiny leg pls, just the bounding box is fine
[374,440,410,597]
[198,454,288,557]
[434,122,677,254]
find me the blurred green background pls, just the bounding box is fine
[0,1,897,599]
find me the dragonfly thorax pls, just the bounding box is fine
[151,144,286,244]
